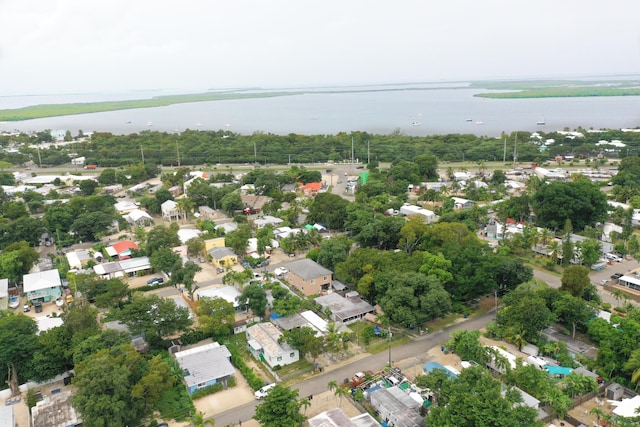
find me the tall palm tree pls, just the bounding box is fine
[334,386,348,409]
[176,197,194,223]
[611,289,625,307]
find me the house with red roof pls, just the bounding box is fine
[299,182,323,197]
[106,240,140,260]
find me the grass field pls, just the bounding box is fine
[0,91,296,121]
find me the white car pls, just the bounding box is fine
[274,267,288,276]
[254,383,276,400]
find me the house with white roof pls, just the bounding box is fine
[65,250,92,270]
[178,228,202,244]
[114,200,139,215]
[93,256,151,279]
[123,209,154,227]
[174,342,235,395]
[35,315,64,334]
[197,285,244,311]
[23,270,62,303]
[161,200,183,222]
[253,215,284,229]
[246,322,299,368]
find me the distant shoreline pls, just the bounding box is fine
[2,79,640,121]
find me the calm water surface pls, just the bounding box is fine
[1,84,639,137]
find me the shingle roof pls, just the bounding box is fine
[286,259,332,280]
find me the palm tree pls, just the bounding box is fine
[327,380,337,394]
[548,240,561,264]
[611,289,625,307]
[191,411,214,427]
[509,330,527,352]
[624,349,640,391]
[334,386,348,409]
[589,407,605,425]
[300,397,311,416]
[176,197,195,223]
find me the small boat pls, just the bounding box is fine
[196,122,203,127]
[125,120,132,124]
[475,121,484,125]
[147,121,153,127]
[466,118,473,122]
[537,116,546,125]
[411,121,421,126]
[8,296,19,309]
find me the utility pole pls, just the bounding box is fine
[367,140,370,165]
[254,142,257,165]
[503,138,507,163]
[351,137,355,174]
[388,325,392,367]
[37,146,42,168]
[288,154,291,166]
[513,134,518,167]
[140,145,145,164]
[176,140,180,167]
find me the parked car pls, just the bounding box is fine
[611,273,623,280]
[147,277,164,285]
[216,267,225,274]
[274,267,288,276]
[254,383,276,400]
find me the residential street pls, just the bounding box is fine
[213,312,494,426]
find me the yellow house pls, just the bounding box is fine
[204,237,226,254]
[207,247,238,268]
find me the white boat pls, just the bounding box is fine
[537,116,546,125]
[196,122,203,127]
[147,121,153,127]
[8,296,19,309]
[475,121,484,125]
[466,118,473,122]
[411,121,421,126]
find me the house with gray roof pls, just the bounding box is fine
[284,259,332,296]
[174,342,235,395]
[315,292,375,325]
[369,386,423,427]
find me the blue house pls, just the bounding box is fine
[23,270,62,303]
[174,342,235,395]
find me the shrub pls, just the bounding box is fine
[191,383,224,399]
[601,302,611,312]
[226,342,264,391]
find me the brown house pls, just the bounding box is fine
[284,259,333,296]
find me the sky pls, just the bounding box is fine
[1,0,640,95]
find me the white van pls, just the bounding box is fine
[606,253,623,262]
[254,383,276,400]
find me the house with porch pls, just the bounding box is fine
[161,199,183,222]
[246,322,299,368]
[23,270,62,303]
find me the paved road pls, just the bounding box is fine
[213,312,494,426]
[531,258,638,308]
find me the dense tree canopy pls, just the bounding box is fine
[532,179,608,231]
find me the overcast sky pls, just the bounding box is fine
[1,0,639,95]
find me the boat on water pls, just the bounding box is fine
[196,122,203,127]
[147,121,153,127]
[475,121,484,125]
[466,118,473,122]
[411,121,421,126]
[537,115,546,125]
